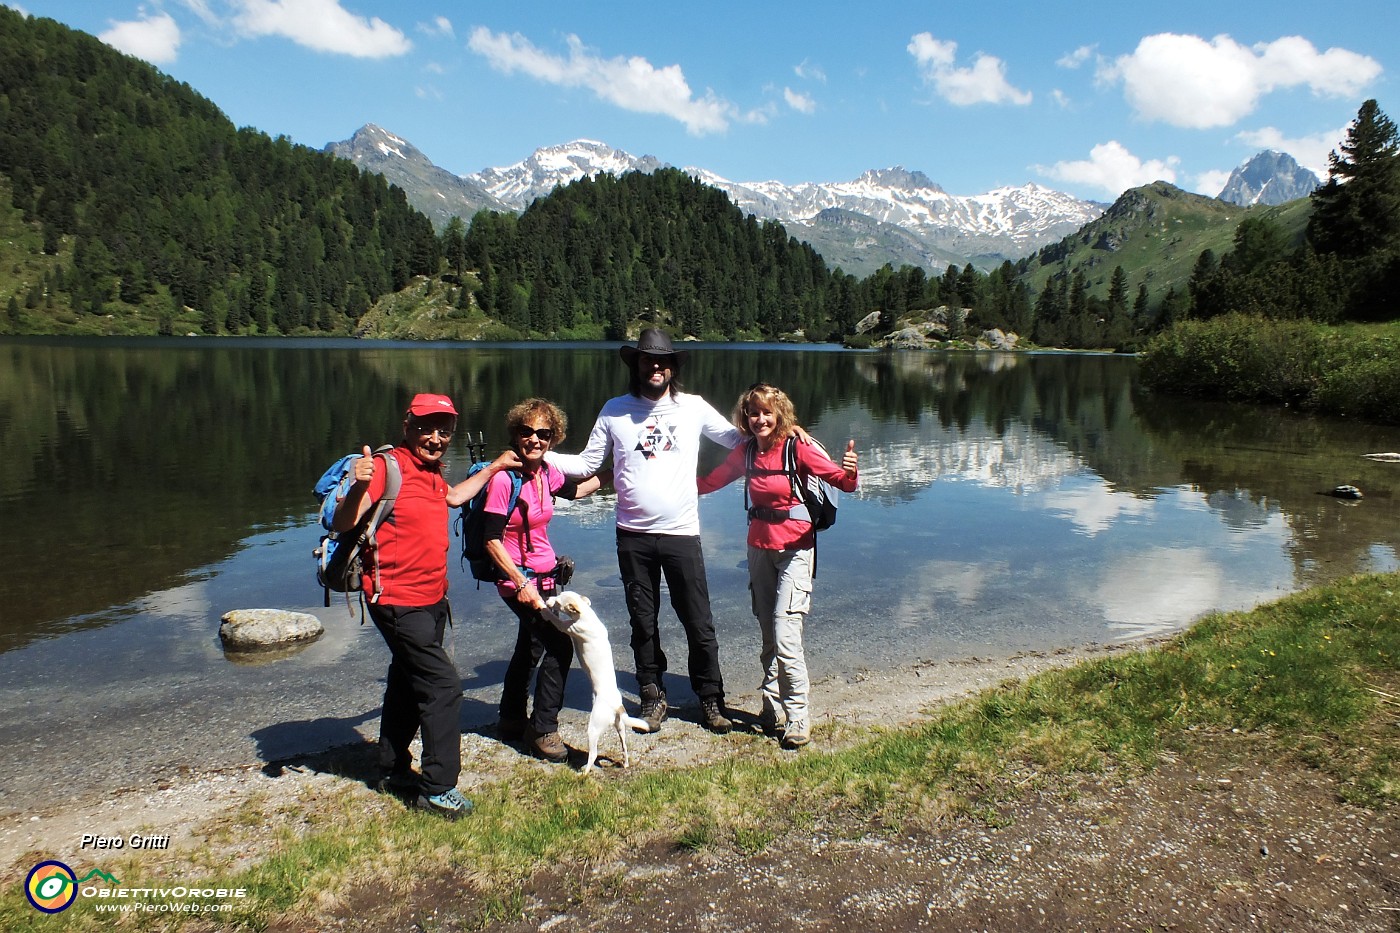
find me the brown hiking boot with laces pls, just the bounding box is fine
[638,683,668,733]
[526,727,568,763]
[700,696,732,734]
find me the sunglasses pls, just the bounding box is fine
[516,425,555,442]
[411,423,454,441]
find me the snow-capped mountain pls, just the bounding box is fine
[325,124,508,229]
[327,127,1106,274]
[471,139,666,207]
[1217,150,1320,207]
[689,166,1103,262]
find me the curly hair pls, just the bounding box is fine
[733,383,797,440]
[505,398,568,448]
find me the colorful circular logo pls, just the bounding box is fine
[25,860,78,913]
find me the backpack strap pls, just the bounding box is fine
[362,445,401,603]
[743,436,813,525]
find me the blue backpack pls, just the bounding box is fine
[458,463,524,583]
[312,445,401,606]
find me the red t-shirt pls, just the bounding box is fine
[359,445,450,606]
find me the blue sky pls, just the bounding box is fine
[7,1,1396,202]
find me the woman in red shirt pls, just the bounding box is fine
[698,383,858,749]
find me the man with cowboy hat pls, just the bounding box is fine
[548,328,741,734]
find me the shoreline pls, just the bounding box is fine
[0,640,1145,876]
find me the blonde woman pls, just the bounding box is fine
[697,384,858,749]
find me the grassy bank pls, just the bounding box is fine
[1139,315,1400,424]
[6,572,1399,930]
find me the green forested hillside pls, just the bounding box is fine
[0,6,438,336]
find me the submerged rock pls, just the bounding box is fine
[219,608,324,650]
[1329,485,1364,500]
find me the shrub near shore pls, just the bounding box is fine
[1140,314,1400,424]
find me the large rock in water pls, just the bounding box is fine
[219,609,323,650]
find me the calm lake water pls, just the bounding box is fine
[2,336,1397,814]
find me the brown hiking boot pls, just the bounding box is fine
[638,683,668,733]
[526,728,568,763]
[700,696,732,734]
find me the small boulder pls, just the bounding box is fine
[220,609,324,650]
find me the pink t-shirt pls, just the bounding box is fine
[485,463,568,596]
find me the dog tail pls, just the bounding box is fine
[622,715,650,733]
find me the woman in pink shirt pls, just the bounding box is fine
[484,398,602,763]
[698,384,858,749]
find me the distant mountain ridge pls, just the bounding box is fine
[325,125,507,230]
[1217,150,1320,206]
[326,128,1106,275]
[326,126,1318,277]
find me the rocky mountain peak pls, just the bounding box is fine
[855,167,944,193]
[1217,150,1320,207]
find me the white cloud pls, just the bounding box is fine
[417,15,452,39]
[1101,32,1382,129]
[794,58,826,83]
[467,28,735,135]
[1051,88,1070,108]
[907,33,1032,106]
[1235,124,1348,180]
[178,0,219,26]
[231,0,411,58]
[99,12,181,65]
[1057,44,1096,69]
[784,87,816,114]
[1035,140,1180,197]
[1194,169,1233,198]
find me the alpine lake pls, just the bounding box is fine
[1,336,1397,814]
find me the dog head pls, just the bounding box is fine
[542,591,590,627]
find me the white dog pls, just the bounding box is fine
[542,591,650,771]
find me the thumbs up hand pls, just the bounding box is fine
[352,445,377,484]
[842,439,858,476]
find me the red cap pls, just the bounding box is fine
[407,393,458,417]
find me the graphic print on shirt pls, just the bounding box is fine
[633,414,680,460]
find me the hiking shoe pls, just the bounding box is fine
[415,787,473,820]
[758,707,785,738]
[700,696,733,734]
[638,683,668,733]
[527,728,568,763]
[781,719,810,750]
[497,714,527,741]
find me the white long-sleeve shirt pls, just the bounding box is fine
[549,391,742,535]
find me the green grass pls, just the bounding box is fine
[5,571,1398,930]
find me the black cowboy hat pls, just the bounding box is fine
[619,327,689,367]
